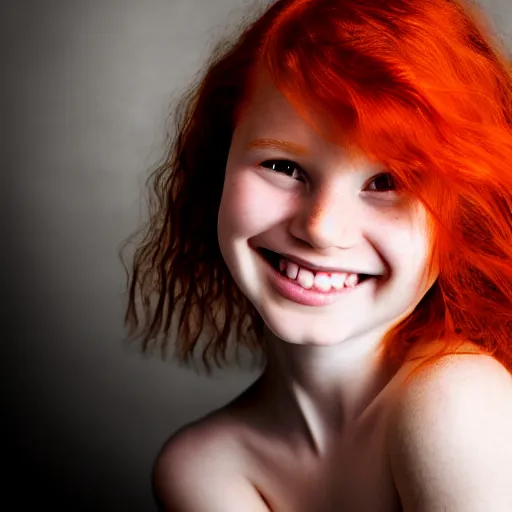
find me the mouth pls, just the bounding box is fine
[256,247,376,284]
[255,247,378,307]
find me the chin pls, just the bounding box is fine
[254,303,369,347]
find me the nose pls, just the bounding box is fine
[289,185,362,250]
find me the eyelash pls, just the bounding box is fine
[259,160,397,193]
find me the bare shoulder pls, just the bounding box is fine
[153,410,270,512]
[387,351,512,511]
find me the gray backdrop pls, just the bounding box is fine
[4,0,510,510]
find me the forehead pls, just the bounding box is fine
[237,71,310,133]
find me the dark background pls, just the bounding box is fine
[3,0,510,509]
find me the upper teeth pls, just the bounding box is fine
[279,257,360,291]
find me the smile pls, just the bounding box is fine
[256,248,377,307]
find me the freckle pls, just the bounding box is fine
[310,200,327,222]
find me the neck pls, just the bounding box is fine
[258,326,401,456]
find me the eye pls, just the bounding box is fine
[260,160,305,182]
[365,173,397,193]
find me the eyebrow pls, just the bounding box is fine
[245,138,310,156]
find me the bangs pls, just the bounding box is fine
[256,0,510,219]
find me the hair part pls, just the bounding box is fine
[121,0,512,377]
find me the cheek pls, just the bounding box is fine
[371,209,432,275]
[218,170,289,237]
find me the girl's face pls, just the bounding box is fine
[218,74,438,347]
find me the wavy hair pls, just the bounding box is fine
[121,0,512,377]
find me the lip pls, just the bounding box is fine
[255,249,374,307]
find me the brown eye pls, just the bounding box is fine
[260,160,304,181]
[366,173,396,192]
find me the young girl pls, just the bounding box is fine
[123,0,512,510]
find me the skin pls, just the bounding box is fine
[153,71,512,511]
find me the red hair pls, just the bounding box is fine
[122,0,512,377]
